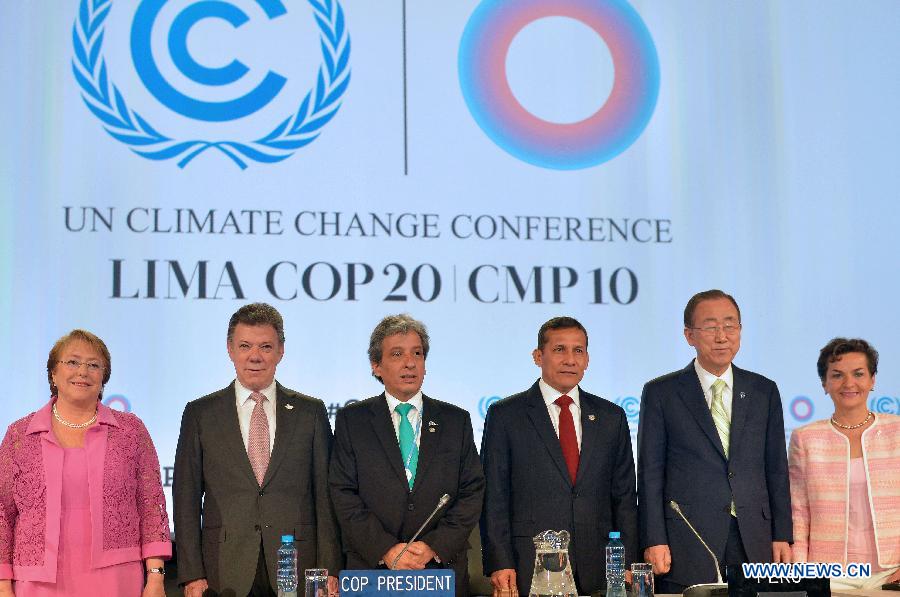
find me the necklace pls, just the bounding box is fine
[830,410,872,430]
[52,403,98,429]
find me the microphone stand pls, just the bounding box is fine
[668,501,729,597]
[390,494,451,569]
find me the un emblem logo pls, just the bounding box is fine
[72,0,351,168]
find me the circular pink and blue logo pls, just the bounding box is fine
[459,0,659,170]
[104,394,132,412]
[790,396,814,423]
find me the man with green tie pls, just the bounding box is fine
[637,290,793,593]
[329,314,484,597]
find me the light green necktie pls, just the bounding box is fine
[711,379,736,516]
[710,379,730,455]
[395,403,418,489]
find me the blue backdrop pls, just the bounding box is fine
[2,0,898,527]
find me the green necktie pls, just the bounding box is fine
[710,379,730,456]
[711,379,736,516]
[395,402,418,489]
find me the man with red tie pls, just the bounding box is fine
[481,317,638,596]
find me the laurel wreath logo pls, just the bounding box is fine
[72,0,351,169]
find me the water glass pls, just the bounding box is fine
[630,563,654,597]
[305,568,328,597]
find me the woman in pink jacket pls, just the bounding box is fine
[0,330,171,596]
[789,338,900,589]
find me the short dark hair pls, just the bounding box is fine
[816,337,878,382]
[47,329,112,398]
[227,303,285,345]
[368,314,430,383]
[537,316,588,350]
[683,289,741,328]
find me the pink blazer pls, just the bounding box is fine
[0,399,171,582]
[788,413,900,568]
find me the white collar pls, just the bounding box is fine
[538,378,581,408]
[235,379,278,406]
[693,360,734,393]
[385,389,424,415]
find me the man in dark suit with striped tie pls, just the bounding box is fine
[637,290,792,593]
[481,316,638,596]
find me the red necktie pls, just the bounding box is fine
[248,392,271,486]
[555,395,579,484]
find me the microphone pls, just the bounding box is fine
[390,493,451,569]
[668,501,728,597]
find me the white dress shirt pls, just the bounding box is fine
[694,359,734,419]
[385,390,423,449]
[235,379,277,453]
[538,378,583,450]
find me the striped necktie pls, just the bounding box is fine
[710,379,730,456]
[711,379,736,516]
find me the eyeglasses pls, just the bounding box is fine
[58,359,105,372]
[689,323,742,337]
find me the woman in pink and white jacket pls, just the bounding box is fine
[789,337,900,590]
[0,330,171,597]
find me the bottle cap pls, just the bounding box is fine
[609,531,621,539]
[282,535,294,543]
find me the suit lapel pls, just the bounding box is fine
[215,383,259,484]
[728,366,750,458]
[412,395,442,493]
[369,394,409,487]
[675,363,727,460]
[525,381,572,486]
[261,383,297,488]
[575,392,599,487]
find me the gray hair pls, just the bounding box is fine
[227,303,285,345]
[368,314,430,381]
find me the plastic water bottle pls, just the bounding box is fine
[605,531,626,597]
[276,534,298,594]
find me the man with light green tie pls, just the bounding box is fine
[636,290,793,593]
[329,314,484,597]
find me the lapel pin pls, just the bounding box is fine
[428,420,438,427]
[739,392,746,400]
[285,404,294,410]
[588,414,596,421]
[429,427,436,433]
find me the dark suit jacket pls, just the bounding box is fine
[174,382,341,596]
[637,361,793,587]
[329,393,485,597]
[480,381,638,596]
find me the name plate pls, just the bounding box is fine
[339,570,455,597]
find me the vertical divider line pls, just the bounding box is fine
[402,0,409,175]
